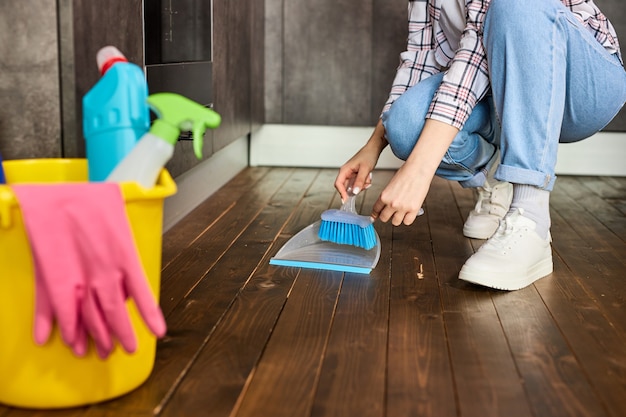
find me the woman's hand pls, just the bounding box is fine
[335,145,377,200]
[335,120,388,202]
[371,160,431,226]
[371,118,460,226]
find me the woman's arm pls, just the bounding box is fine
[370,1,491,226]
[335,2,440,201]
[371,119,459,226]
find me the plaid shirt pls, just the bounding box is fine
[383,0,623,130]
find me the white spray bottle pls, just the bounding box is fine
[106,93,221,188]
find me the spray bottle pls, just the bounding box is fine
[82,46,150,181]
[106,93,221,188]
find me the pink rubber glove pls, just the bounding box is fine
[13,183,166,358]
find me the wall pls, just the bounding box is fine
[0,0,62,159]
[265,0,408,126]
[265,0,626,130]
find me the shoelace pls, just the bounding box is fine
[485,210,528,255]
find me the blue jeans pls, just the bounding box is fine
[382,0,626,191]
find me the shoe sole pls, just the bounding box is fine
[458,256,553,291]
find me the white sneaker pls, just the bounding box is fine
[459,208,553,290]
[463,181,513,239]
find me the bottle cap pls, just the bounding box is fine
[96,46,128,75]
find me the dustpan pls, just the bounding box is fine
[269,220,381,274]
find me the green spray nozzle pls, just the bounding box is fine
[146,92,221,159]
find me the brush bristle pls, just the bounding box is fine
[318,219,377,250]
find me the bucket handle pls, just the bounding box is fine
[0,187,16,229]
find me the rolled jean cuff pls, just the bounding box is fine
[495,164,556,191]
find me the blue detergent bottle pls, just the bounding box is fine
[82,46,150,181]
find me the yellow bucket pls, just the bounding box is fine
[0,159,176,409]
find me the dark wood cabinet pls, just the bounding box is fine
[64,0,263,178]
[266,0,625,129]
[165,0,264,177]
[57,0,263,215]
[265,0,408,126]
[212,0,257,152]
[62,0,144,159]
[599,0,626,131]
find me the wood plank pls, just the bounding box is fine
[427,177,533,417]
[229,174,345,417]
[535,255,626,417]
[449,181,483,253]
[450,176,623,416]
[158,168,294,316]
[550,178,626,265]
[493,285,608,417]
[426,177,477,301]
[158,170,337,417]
[591,176,626,216]
[555,176,626,245]
[231,268,343,417]
[549,186,626,335]
[575,176,626,199]
[384,172,457,417]
[449,180,477,222]
[454,175,626,416]
[161,167,270,267]
[91,168,318,415]
[309,171,394,417]
[10,170,624,417]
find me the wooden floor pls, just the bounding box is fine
[2,167,625,417]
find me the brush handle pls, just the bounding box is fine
[320,189,373,228]
[340,193,358,214]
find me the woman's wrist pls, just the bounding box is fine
[404,119,459,176]
[366,119,389,154]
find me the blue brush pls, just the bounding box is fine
[318,192,377,250]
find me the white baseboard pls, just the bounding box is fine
[250,124,626,176]
[163,136,248,232]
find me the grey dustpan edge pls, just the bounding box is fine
[269,220,381,274]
